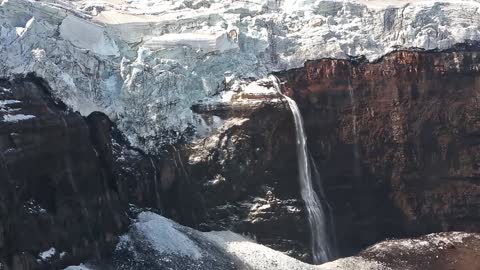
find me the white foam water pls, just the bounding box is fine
[270,75,332,264]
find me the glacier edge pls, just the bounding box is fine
[1,0,480,150]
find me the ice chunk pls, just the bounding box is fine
[133,212,202,259]
[59,15,119,56]
[144,31,238,53]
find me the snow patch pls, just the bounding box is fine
[24,199,47,214]
[0,100,21,106]
[64,264,92,270]
[365,231,480,255]
[38,247,56,260]
[2,114,36,122]
[132,212,202,259]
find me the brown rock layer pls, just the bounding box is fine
[275,49,480,255]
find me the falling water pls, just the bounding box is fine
[270,75,332,264]
[150,157,162,209]
[310,155,338,259]
[348,78,361,177]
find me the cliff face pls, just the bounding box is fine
[140,48,480,263]
[276,48,480,255]
[1,50,480,269]
[185,96,312,260]
[0,77,129,269]
[0,77,178,270]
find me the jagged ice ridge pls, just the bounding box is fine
[1,0,480,150]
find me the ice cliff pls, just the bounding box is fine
[1,0,480,150]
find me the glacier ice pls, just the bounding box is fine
[1,0,480,151]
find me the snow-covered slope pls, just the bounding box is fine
[64,211,480,270]
[72,211,388,270]
[1,0,480,150]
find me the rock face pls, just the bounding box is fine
[274,47,480,255]
[359,232,480,270]
[0,76,229,270]
[153,47,480,262]
[0,77,129,269]
[0,77,187,270]
[186,93,313,260]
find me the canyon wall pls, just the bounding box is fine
[276,47,480,254]
[0,77,128,269]
[174,47,480,261]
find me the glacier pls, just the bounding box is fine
[1,0,480,150]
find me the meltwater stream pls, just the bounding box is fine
[270,76,333,264]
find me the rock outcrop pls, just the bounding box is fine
[0,77,128,269]
[186,92,313,260]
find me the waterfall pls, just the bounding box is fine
[270,75,333,264]
[348,77,361,178]
[150,157,162,209]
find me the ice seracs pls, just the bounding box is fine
[2,0,480,151]
[144,31,239,53]
[59,15,120,56]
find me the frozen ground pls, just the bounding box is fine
[1,0,480,150]
[64,211,480,270]
[70,211,389,270]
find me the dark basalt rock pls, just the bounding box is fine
[0,76,208,270]
[183,98,314,261]
[0,77,129,269]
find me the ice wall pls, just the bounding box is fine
[1,0,480,151]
